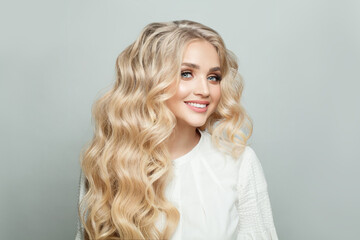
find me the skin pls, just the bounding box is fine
[166,40,222,160]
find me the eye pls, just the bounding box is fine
[208,74,222,82]
[181,71,193,79]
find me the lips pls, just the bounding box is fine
[185,101,209,113]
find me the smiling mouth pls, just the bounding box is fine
[185,102,209,112]
[184,102,209,108]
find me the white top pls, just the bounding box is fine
[75,130,279,240]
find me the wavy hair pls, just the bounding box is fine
[79,20,252,240]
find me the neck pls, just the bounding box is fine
[166,124,200,161]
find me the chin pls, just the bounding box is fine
[185,119,208,128]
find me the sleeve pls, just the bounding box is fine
[75,170,86,240]
[236,146,279,240]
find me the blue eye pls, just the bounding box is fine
[208,75,222,82]
[181,71,192,78]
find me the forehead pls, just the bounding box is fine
[182,40,220,68]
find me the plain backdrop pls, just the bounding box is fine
[1,0,359,239]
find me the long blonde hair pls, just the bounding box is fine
[79,20,252,240]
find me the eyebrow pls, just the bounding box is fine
[181,62,221,72]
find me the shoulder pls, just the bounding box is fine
[238,146,263,170]
[198,130,267,185]
[237,146,268,192]
[200,130,258,162]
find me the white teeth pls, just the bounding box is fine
[186,102,207,108]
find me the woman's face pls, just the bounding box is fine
[166,40,222,129]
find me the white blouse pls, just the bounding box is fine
[75,130,278,240]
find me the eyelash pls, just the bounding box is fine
[181,71,222,82]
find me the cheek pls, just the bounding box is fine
[166,82,182,103]
[166,84,188,110]
[175,82,190,99]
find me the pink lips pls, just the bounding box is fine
[184,101,209,113]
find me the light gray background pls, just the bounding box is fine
[1,0,359,239]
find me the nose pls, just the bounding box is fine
[193,75,210,97]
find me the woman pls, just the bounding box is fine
[76,20,278,240]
